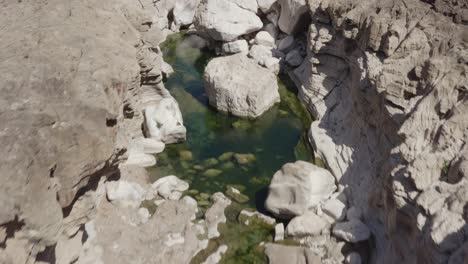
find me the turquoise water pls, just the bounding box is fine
[148,33,313,263]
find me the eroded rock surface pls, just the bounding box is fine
[204,53,280,118]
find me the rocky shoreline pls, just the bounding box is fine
[1,0,467,263]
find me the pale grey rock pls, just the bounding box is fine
[106,181,146,208]
[322,198,346,221]
[264,243,321,264]
[332,220,371,243]
[222,39,249,54]
[202,245,228,264]
[430,209,466,253]
[194,0,262,41]
[144,97,187,144]
[125,152,157,167]
[286,211,330,237]
[277,0,309,34]
[205,192,231,239]
[275,223,285,241]
[151,175,189,200]
[248,44,281,73]
[137,208,151,224]
[265,161,337,219]
[255,31,276,47]
[204,54,280,118]
[173,0,201,26]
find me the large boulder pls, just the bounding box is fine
[204,54,280,118]
[277,0,309,34]
[194,0,262,41]
[265,161,337,219]
[173,0,201,26]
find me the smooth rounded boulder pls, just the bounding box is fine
[194,0,262,41]
[265,161,337,219]
[204,54,280,118]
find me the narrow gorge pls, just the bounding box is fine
[0,0,467,264]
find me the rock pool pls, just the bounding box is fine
[149,33,314,263]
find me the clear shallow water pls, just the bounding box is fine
[149,33,313,263]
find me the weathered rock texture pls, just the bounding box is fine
[0,0,185,262]
[289,0,468,263]
[204,53,281,118]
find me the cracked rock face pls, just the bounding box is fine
[290,0,468,263]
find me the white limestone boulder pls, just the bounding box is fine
[257,0,277,13]
[204,53,280,118]
[151,175,189,200]
[205,192,232,239]
[106,181,146,208]
[144,97,187,144]
[254,31,276,47]
[222,39,249,54]
[194,0,262,41]
[248,44,281,73]
[286,211,329,237]
[265,161,337,219]
[173,0,201,26]
[322,198,346,221]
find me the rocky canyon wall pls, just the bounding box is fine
[291,0,468,263]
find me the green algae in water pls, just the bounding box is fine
[150,33,314,263]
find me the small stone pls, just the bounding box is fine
[106,181,146,208]
[286,211,329,237]
[222,39,249,54]
[138,208,151,224]
[238,209,276,226]
[203,158,219,167]
[203,169,223,177]
[232,120,252,130]
[277,36,295,51]
[254,31,275,47]
[234,153,256,165]
[322,198,346,221]
[226,186,249,203]
[275,223,285,241]
[346,252,362,264]
[152,175,189,200]
[332,220,371,243]
[220,161,235,170]
[193,165,205,171]
[218,152,234,161]
[179,150,193,160]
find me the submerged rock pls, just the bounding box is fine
[204,54,280,118]
[275,223,285,241]
[265,161,337,219]
[203,168,223,177]
[194,0,262,41]
[234,153,257,165]
[218,152,234,161]
[226,186,249,203]
[179,150,193,160]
